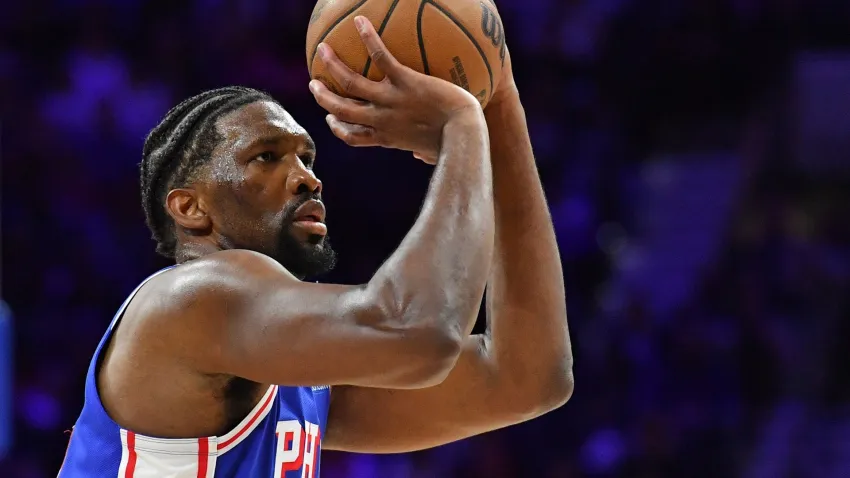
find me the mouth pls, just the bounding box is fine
[293,199,326,223]
[292,199,328,236]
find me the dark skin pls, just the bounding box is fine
[99,17,572,450]
[99,18,492,439]
[314,23,573,452]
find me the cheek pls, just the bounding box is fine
[207,166,288,240]
[228,184,286,235]
[231,181,265,209]
[239,165,285,202]
[212,167,266,211]
[232,181,284,227]
[204,183,256,233]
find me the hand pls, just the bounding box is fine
[488,47,517,109]
[309,16,482,164]
[416,48,516,165]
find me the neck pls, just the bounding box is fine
[174,242,223,264]
[175,242,312,282]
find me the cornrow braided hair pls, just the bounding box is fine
[140,86,276,258]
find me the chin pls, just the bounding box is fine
[305,234,325,246]
[275,233,337,279]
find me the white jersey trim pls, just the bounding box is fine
[118,429,216,477]
[217,384,279,455]
[113,383,277,477]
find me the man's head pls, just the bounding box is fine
[140,86,337,278]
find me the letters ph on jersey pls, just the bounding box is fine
[274,420,321,478]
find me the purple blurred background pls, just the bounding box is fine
[3,0,850,477]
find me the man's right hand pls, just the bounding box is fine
[309,15,482,164]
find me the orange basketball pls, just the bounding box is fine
[307,0,506,108]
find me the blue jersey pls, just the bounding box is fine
[59,268,331,478]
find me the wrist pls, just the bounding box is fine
[487,83,520,112]
[435,106,488,160]
[444,103,486,131]
[485,78,519,110]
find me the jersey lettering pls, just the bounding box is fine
[301,422,321,478]
[274,420,321,477]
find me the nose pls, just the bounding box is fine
[286,163,322,196]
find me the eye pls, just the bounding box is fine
[255,151,277,163]
[299,154,315,169]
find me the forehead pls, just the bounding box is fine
[215,100,312,150]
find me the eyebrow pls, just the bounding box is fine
[248,134,316,152]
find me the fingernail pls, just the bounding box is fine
[309,81,319,94]
[318,43,329,60]
[354,16,366,32]
[325,114,335,125]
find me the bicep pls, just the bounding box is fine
[221,282,430,387]
[323,335,533,453]
[172,252,458,389]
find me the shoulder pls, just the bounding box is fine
[123,251,299,370]
[133,250,297,329]
[152,250,293,301]
[179,249,295,284]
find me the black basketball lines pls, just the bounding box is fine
[362,0,402,78]
[417,0,503,105]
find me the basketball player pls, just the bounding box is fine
[59,17,572,477]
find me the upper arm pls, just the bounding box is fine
[323,335,571,453]
[148,250,461,389]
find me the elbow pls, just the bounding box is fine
[403,326,464,388]
[511,361,575,420]
[539,366,575,412]
[370,305,465,389]
[369,280,467,388]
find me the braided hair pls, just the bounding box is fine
[140,86,275,258]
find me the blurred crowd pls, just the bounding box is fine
[3,0,850,477]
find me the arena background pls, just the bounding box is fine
[3,0,850,477]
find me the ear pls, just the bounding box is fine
[165,188,211,232]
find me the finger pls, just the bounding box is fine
[310,80,376,126]
[326,115,379,147]
[353,16,403,81]
[316,43,382,100]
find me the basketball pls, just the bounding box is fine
[306,0,506,108]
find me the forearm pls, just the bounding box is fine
[370,108,494,338]
[325,99,570,452]
[484,89,573,406]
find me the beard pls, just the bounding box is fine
[273,228,337,279]
[270,195,338,279]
